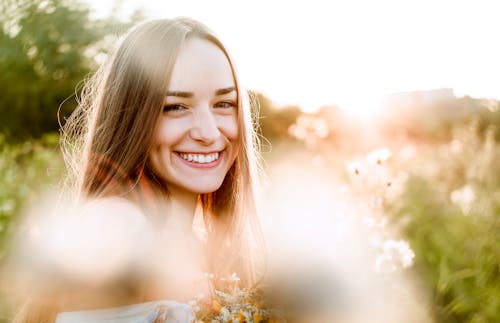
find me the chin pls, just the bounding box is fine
[186,180,225,195]
[193,185,223,195]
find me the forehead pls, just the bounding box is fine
[167,38,235,93]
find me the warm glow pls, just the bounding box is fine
[335,92,387,120]
[85,0,500,116]
[258,149,430,322]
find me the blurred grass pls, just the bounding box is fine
[0,133,65,259]
[384,122,500,323]
[0,133,65,321]
[277,114,500,322]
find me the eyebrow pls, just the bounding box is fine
[215,87,236,95]
[166,87,236,98]
[166,91,193,98]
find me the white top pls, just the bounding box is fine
[55,300,195,323]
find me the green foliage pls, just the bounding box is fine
[386,122,500,323]
[286,104,500,322]
[0,134,64,259]
[0,0,139,140]
[0,134,65,320]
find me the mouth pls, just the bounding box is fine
[174,150,223,168]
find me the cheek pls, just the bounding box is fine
[220,115,239,142]
[148,126,165,169]
[223,116,241,163]
[154,119,184,147]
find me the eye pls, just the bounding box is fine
[214,101,236,109]
[163,104,187,113]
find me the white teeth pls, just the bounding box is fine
[179,152,220,164]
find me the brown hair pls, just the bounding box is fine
[62,18,264,286]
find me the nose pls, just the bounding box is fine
[190,107,221,144]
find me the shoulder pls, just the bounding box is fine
[70,197,155,261]
[35,197,155,281]
[79,197,149,229]
[7,197,157,311]
[68,197,154,250]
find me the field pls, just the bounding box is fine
[1,116,499,322]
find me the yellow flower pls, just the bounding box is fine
[212,300,222,311]
[253,311,263,323]
[238,309,246,321]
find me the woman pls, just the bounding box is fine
[14,17,264,322]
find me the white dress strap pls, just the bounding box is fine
[55,300,194,323]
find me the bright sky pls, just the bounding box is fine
[85,0,500,113]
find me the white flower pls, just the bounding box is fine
[366,148,392,165]
[450,185,476,214]
[346,160,364,176]
[220,306,230,320]
[219,272,240,283]
[375,239,415,274]
[229,272,240,282]
[288,115,329,145]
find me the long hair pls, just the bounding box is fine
[62,18,264,287]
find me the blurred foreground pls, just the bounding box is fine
[1,105,499,322]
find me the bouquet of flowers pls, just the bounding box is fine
[190,273,286,323]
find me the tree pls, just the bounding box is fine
[0,0,139,140]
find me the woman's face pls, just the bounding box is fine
[148,37,239,196]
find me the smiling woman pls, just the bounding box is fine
[11,17,264,322]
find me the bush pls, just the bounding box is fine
[0,134,65,259]
[386,122,500,323]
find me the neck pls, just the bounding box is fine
[166,188,199,230]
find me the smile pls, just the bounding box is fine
[178,152,220,163]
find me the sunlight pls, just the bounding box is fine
[83,0,500,113]
[335,93,386,121]
[259,149,431,322]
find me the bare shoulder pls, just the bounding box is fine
[7,196,156,298]
[80,197,149,229]
[72,197,155,259]
[82,197,146,219]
